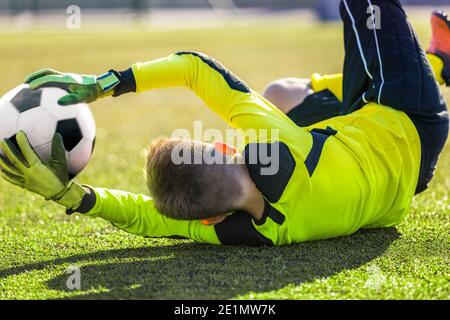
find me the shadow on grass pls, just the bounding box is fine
[0,228,400,299]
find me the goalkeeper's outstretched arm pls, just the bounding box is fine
[25,52,251,123]
[77,186,221,244]
[26,52,304,136]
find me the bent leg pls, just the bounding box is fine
[263,75,344,127]
[263,77,343,127]
[340,0,448,193]
[340,0,446,114]
[263,78,313,114]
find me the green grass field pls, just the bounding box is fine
[0,20,449,300]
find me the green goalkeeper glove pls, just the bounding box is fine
[0,131,86,210]
[24,68,121,106]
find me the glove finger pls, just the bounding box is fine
[16,131,41,166]
[1,171,25,188]
[28,75,70,90]
[50,133,67,165]
[0,139,28,171]
[24,68,60,84]
[58,93,82,106]
[48,133,69,184]
[0,154,23,176]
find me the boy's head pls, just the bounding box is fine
[146,137,246,220]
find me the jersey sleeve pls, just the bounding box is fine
[131,52,305,141]
[82,187,221,245]
[311,73,343,101]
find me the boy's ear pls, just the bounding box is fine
[214,141,237,156]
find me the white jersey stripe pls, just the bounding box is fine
[342,0,373,80]
[367,0,385,104]
[362,92,368,103]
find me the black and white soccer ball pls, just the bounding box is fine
[0,84,96,178]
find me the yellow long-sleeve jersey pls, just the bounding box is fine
[83,52,421,245]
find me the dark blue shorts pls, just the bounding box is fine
[288,0,449,194]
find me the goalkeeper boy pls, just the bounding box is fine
[0,1,448,245]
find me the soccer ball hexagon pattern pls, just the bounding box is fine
[0,84,96,178]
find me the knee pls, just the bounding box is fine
[263,78,313,114]
[263,81,288,103]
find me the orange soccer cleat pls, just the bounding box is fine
[427,10,450,85]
